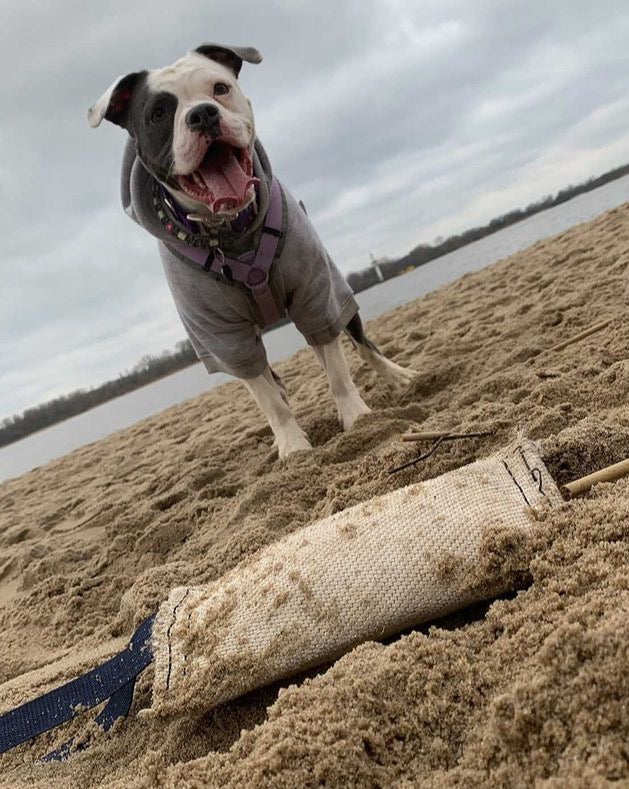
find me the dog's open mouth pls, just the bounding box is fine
[177,143,258,213]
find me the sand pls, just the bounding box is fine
[1,203,628,787]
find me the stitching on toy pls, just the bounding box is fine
[166,588,191,691]
[518,445,546,496]
[502,460,531,507]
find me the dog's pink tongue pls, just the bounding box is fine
[198,146,258,212]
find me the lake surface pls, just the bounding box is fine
[2,175,629,483]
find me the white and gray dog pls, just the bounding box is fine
[89,44,417,457]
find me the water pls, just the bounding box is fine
[2,175,629,482]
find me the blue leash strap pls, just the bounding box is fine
[0,615,155,759]
[41,676,138,762]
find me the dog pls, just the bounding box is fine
[89,44,417,457]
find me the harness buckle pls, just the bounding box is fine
[246,266,268,287]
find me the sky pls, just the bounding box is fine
[3,0,629,421]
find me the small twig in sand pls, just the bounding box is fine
[563,457,629,498]
[75,510,105,528]
[401,430,493,443]
[548,318,613,353]
[388,437,448,475]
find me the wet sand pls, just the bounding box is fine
[1,202,628,787]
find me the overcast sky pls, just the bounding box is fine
[2,0,629,420]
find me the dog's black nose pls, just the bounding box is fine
[186,103,221,133]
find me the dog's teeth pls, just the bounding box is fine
[193,172,205,189]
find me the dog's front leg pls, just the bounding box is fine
[312,336,371,431]
[242,367,312,458]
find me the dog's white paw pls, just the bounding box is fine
[387,363,420,390]
[355,345,418,390]
[373,356,419,390]
[276,424,312,458]
[338,395,371,432]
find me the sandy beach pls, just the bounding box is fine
[1,202,628,787]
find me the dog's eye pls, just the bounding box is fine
[150,106,166,124]
[214,82,229,97]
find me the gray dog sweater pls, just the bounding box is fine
[120,137,358,378]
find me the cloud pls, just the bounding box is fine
[2,0,629,419]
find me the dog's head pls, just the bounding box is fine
[89,44,262,215]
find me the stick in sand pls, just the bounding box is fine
[391,431,493,474]
[564,458,629,498]
[548,318,612,353]
[388,437,448,474]
[401,430,493,443]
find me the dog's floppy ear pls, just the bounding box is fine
[87,71,146,129]
[194,44,262,77]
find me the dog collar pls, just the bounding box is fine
[153,182,260,247]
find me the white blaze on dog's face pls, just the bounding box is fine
[88,44,262,215]
[152,53,253,174]
[148,52,256,213]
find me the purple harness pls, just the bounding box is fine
[167,177,284,327]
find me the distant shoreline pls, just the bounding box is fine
[2,160,629,449]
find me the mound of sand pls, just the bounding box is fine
[1,203,628,787]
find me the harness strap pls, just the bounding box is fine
[0,615,154,760]
[169,177,285,327]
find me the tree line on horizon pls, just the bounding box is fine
[2,160,629,449]
[0,341,198,448]
[346,161,629,291]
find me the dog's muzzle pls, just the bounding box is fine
[176,104,258,214]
